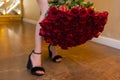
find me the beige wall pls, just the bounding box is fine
[87,0,120,40]
[23,0,40,20]
[23,0,120,40]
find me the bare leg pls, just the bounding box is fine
[30,0,49,74]
[49,45,62,62]
[31,0,62,75]
[34,0,62,64]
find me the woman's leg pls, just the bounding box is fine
[37,0,62,63]
[49,45,62,62]
[36,0,62,63]
[31,0,62,74]
[30,0,49,74]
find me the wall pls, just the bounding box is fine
[23,0,120,41]
[86,0,120,40]
[23,0,40,20]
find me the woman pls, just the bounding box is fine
[26,0,62,76]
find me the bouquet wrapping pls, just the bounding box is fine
[39,0,108,49]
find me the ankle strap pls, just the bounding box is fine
[32,50,42,54]
[49,43,55,46]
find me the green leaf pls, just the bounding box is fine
[86,1,93,8]
[49,0,94,9]
[58,0,66,5]
[79,0,84,3]
[80,1,86,7]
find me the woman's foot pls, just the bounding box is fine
[27,50,45,76]
[48,44,62,63]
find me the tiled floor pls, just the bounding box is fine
[0,22,120,80]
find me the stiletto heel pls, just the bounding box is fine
[26,50,45,76]
[48,44,62,63]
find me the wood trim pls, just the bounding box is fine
[92,36,120,50]
[23,18,37,24]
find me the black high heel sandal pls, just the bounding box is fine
[48,44,63,63]
[27,50,45,76]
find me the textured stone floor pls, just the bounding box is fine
[0,22,120,80]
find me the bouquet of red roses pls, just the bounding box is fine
[39,0,108,49]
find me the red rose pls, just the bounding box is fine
[59,5,67,12]
[39,6,108,49]
[70,7,80,16]
[87,8,95,16]
[39,29,45,36]
[48,7,58,16]
[79,7,88,18]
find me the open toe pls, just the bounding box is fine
[31,67,45,76]
[52,55,63,63]
[27,50,45,76]
[48,44,63,63]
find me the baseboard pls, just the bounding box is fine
[23,18,120,50]
[92,36,120,50]
[23,18,37,24]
